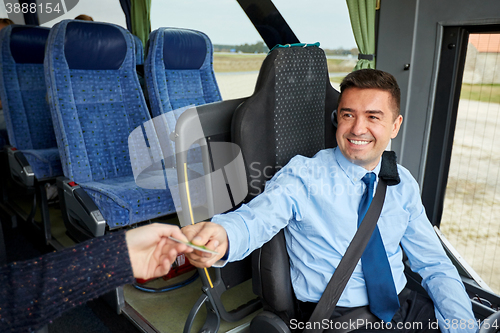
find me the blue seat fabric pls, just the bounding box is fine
[145,27,222,116]
[81,176,168,225]
[0,25,63,179]
[132,34,144,66]
[145,28,222,170]
[44,20,175,227]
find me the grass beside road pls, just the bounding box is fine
[461,83,500,104]
[213,53,265,72]
[214,53,500,105]
[213,52,354,74]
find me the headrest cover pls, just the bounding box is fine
[379,151,400,186]
[64,21,127,70]
[269,42,320,53]
[10,26,50,64]
[163,29,206,70]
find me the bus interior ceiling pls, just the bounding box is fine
[0,0,500,332]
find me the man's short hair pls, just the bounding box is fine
[0,18,14,26]
[74,14,94,21]
[339,69,401,118]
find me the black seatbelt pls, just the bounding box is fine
[304,151,396,333]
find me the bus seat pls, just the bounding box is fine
[44,20,175,238]
[144,27,222,194]
[171,44,338,332]
[0,25,63,246]
[228,43,338,332]
[0,25,62,181]
[144,27,222,117]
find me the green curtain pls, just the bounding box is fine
[346,0,377,70]
[131,0,151,49]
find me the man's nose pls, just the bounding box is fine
[351,117,368,135]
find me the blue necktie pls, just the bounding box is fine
[358,173,400,322]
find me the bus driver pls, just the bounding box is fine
[182,69,477,333]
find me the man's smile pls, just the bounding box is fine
[347,138,372,146]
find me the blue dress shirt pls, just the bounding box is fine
[213,147,476,332]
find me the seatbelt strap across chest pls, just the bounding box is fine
[304,150,400,333]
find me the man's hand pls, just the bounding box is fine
[182,222,228,268]
[125,223,193,280]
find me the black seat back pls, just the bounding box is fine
[231,44,339,322]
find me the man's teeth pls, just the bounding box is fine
[349,139,369,145]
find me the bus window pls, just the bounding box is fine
[151,0,266,100]
[272,0,357,89]
[440,33,500,294]
[39,0,126,28]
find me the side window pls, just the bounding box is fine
[440,33,500,294]
[151,1,357,99]
[272,0,357,90]
[39,0,127,28]
[151,0,266,100]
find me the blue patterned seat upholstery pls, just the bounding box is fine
[132,34,144,66]
[0,25,62,179]
[145,27,222,116]
[44,20,176,228]
[144,28,222,176]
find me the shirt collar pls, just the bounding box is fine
[333,147,382,184]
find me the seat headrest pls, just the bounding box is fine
[232,43,339,202]
[162,29,207,70]
[64,21,127,70]
[10,25,50,64]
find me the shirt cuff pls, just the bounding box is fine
[213,237,230,267]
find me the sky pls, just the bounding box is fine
[0,0,357,50]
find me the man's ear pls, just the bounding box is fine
[331,109,338,128]
[391,115,403,139]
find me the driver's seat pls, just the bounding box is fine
[171,43,338,332]
[229,43,339,332]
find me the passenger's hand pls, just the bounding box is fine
[126,223,193,280]
[182,222,228,268]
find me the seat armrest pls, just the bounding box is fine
[197,97,248,138]
[57,177,106,237]
[174,97,248,153]
[7,146,35,187]
[173,97,249,226]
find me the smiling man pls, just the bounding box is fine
[183,69,476,333]
[335,72,402,171]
